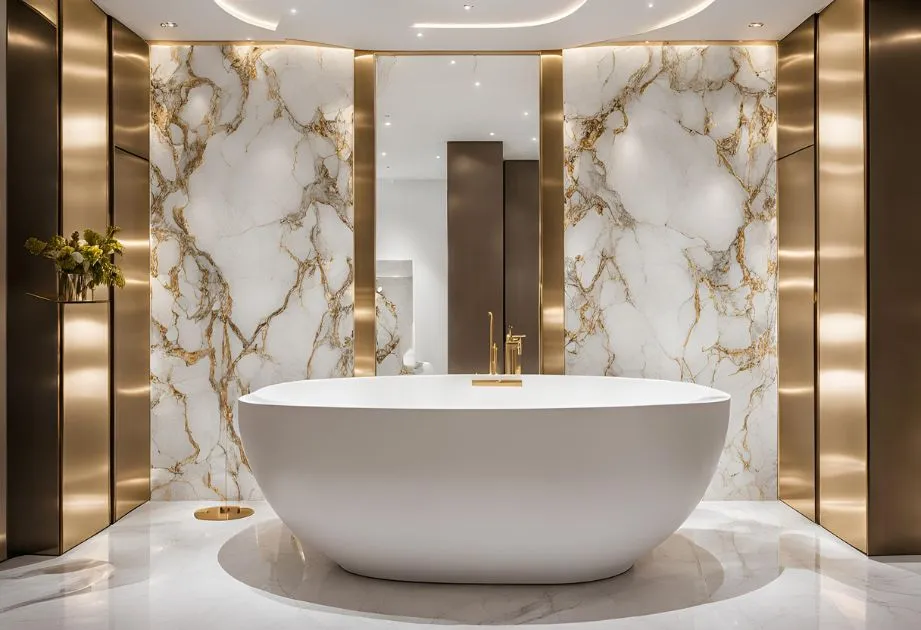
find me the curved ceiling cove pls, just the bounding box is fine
[96,0,837,50]
[214,0,279,32]
[412,0,589,29]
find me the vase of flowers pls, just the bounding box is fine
[25,226,127,302]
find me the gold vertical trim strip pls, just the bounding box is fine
[817,0,868,553]
[353,52,377,377]
[60,0,111,551]
[539,51,565,375]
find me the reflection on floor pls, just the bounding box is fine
[1,502,919,629]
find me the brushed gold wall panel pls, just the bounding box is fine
[779,16,817,159]
[61,303,110,552]
[22,0,57,26]
[539,52,565,375]
[778,147,817,522]
[866,0,921,556]
[111,20,150,160]
[112,150,150,520]
[61,0,109,236]
[353,52,376,377]
[60,0,111,551]
[817,0,868,553]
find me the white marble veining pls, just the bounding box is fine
[1,501,919,629]
[563,45,778,500]
[149,45,354,501]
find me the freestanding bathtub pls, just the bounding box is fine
[239,375,730,585]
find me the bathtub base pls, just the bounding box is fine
[336,560,636,586]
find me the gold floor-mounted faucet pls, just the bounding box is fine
[488,311,499,376]
[473,312,524,387]
[504,326,526,376]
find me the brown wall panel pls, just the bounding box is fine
[111,19,149,159]
[0,0,8,562]
[60,0,111,551]
[778,147,817,522]
[504,160,540,375]
[448,141,504,375]
[817,0,868,553]
[866,0,921,556]
[779,17,817,159]
[540,52,565,375]
[6,0,61,556]
[112,149,150,520]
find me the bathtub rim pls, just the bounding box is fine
[238,375,731,412]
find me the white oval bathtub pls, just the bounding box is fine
[238,375,731,585]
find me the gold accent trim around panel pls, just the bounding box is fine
[539,51,565,376]
[60,0,112,553]
[353,51,377,377]
[816,0,868,554]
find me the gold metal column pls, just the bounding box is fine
[60,0,111,552]
[353,51,376,377]
[778,16,818,522]
[816,0,868,553]
[539,51,565,375]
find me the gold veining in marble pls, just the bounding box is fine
[150,45,354,499]
[564,45,778,499]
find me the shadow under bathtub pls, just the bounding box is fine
[217,517,784,625]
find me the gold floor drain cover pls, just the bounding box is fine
[194,506,255,521]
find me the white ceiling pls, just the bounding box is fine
[376,56,540,180]
[97,0,834,50]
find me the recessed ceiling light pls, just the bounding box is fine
[532,137,538,142]
[290,8,297,15]
[648,2,654,7]
[464,4,473,10]
[524,111,529,116]
[474,81,481,87]
[381,152,387,157]
[436,155,442,159]
[748,21,765,28]
[384,121,392,126]
[489,132,495,136]
[450,60,456,65]
[417,32,424,37]
[160,21,178,28]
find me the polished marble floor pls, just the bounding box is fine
[1,501,919,629]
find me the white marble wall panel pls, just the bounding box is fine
[150,45,354,499]
[564,46,778,499]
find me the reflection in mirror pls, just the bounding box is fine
[375,55,541,376]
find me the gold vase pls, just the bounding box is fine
[58,272,93,302]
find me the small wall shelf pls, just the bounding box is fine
[27,292,109,305]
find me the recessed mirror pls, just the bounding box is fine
[374,55,541,376]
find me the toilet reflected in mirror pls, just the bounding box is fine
[375,55,541,376]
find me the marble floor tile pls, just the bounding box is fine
[0,501,919,629]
